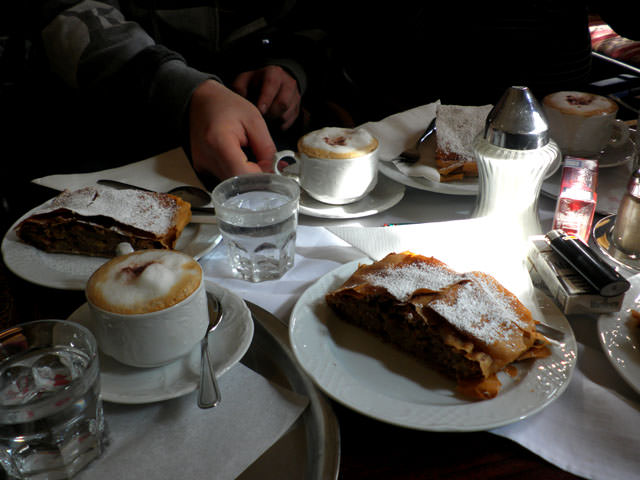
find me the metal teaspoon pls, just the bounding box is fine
[97,179,216,214]
[198,292,223,408]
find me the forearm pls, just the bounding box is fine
[37,0,215,135]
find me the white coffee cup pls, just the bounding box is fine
[86,249,209,368]
[542,91,629,158]
[273,127,379,205]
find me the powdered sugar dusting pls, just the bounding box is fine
[363,263,465,301]
[429,275,523,346]
[436,104,492,161]
[32,186,178,234]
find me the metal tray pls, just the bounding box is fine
[239,302,340,480]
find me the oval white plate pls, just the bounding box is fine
[380,135,562,196]
[68,281,253,404]
[299,174,405,219]
[598,273,640,396]
[289,259,577,431]
[2,205,221,290]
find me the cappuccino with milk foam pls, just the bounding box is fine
[86,249,209,367]
[86,249,202,314]
[273,126,380,205]
[543,91,629,157]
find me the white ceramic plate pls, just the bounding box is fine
[299,174,405,219]
[541,138,638,215]
[598,273,640,396]
[378,135,477,196]
[2,205,221,290]
[380,135,562,196]
[289,259,577,432]
[68,280,253,404]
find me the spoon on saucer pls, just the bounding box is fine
[97,179,215,214]
[198,292,223,409]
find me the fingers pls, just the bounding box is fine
[232,66,301,130]
[255,67,301,127]
[230,72,251,99]
[245,114,277,166]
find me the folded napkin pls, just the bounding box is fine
[31,147,206,194]
[359,102,441,182]
[326,222,640,480]
[77,363,308,480]
[201,225,364,322]
[327,218,534,299]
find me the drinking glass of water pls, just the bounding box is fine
[212,173,300,282]
[0,320,105,479]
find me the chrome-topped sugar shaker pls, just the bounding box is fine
[612,167,640,257]
[472,86,560,244]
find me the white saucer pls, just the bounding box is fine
[595,134,638,168]
[299,173,405,219]
[593,215,640,272]
[67,281,254,404]
[2,203,221,290]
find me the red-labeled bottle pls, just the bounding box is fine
[552,157,598,243]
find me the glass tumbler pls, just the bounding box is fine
[0,320,105,479]
[212,173,300,282]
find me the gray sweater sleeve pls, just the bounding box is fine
[40,0,216,136]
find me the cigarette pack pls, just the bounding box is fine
[526,236,624,315]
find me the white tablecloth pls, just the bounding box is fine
[201,212,640,480]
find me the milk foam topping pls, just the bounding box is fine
[544,91,617,116]
[87,250,201,314]
[299,127,377,158]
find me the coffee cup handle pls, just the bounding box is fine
[272,150,300,182]
[608,119,630,148]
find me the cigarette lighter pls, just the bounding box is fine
[545,229,630,297]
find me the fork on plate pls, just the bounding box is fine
[399,117,437,163]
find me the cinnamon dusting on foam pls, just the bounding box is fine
[543,91,617,117]
[324,135,347,147]
[298,127,378,159]
[566,94,593,106]
[118,261,159,282]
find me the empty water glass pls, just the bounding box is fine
[212,173,300,282]
[0,320,105,479]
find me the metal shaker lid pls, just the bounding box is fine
[627,167,640,199]
[483,86,549,150]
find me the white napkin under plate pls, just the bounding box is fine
[359,102,441,182]
[31,147,206,194]
[202,225,364,322]
[77,363,308,480]
[29,148,217,223]
[324,221,640,480]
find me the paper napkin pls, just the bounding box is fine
[326,218,535,298]
[358,102,441,182]
[492,342,640,480]
[359,102,439,161]
[31,148,206,194]
[202,225,363,322]
[77,363,308,480]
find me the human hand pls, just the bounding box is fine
[188,80,276,180]
[232,65,301,130]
